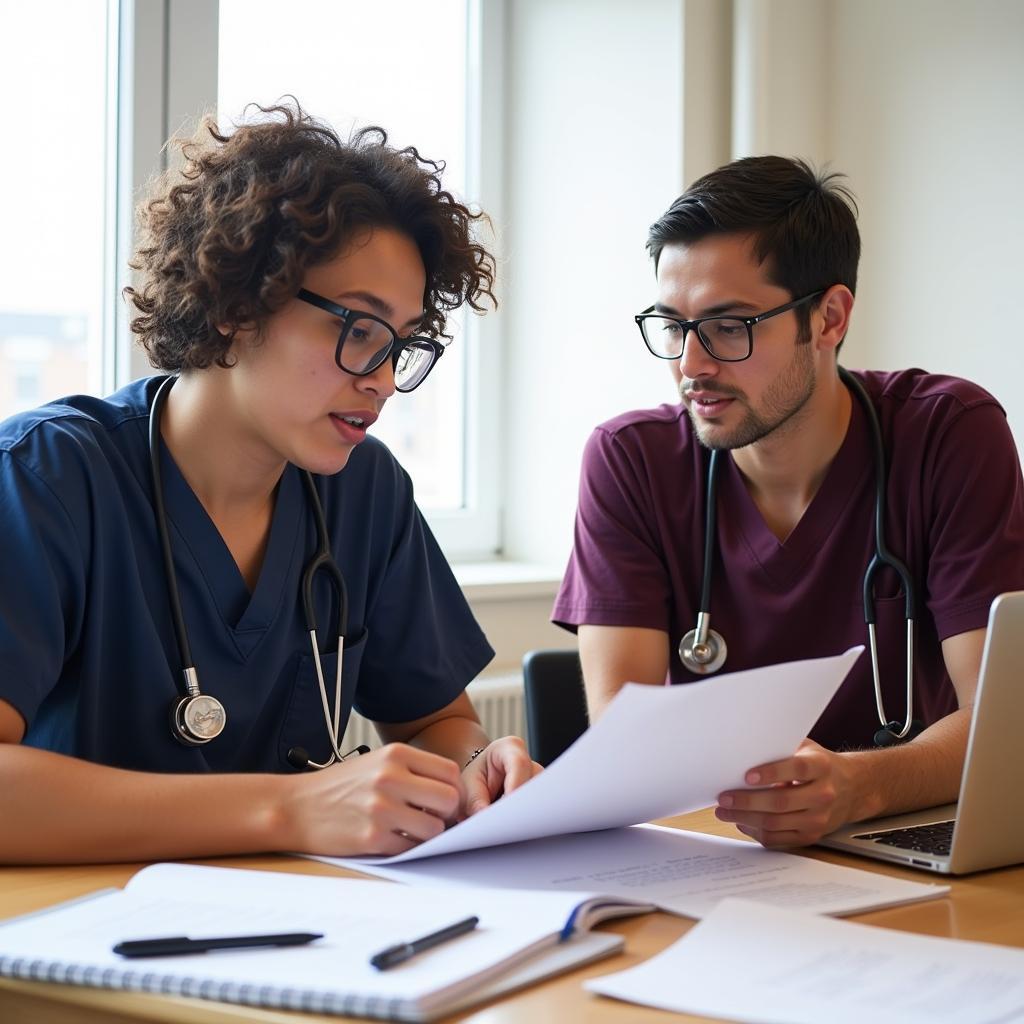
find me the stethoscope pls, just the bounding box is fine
[148,375,365,769]
[679,367,924,747]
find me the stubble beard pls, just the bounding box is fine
[682,340,817,451]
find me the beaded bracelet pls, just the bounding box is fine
[463,746,486,769]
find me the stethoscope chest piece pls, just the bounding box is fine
[676,369,920,746]
[171,693,226,745]
[679,617,728,675]
[149,375,349,762]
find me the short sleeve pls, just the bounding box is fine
[552,425,673,632]
[922,402,1024,639]
[352,463,494,724]
[0,449,88,726]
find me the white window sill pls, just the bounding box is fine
[453,560,564,602]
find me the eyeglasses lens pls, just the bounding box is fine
[641,316,686,358]
[696,319,751,361]
[393,343,435,392]
[641,316,751,362]
[338,315,394,374]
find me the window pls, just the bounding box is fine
[0,1,112,421]
[217,0,500,555]
[0,2,502,559]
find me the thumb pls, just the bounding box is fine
[463,773,492,817]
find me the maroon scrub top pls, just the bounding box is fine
[553,369,1024,751]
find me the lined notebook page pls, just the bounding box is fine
[0,864,615,1020]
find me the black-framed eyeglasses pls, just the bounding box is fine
[297,288,445,393]
[634,289,826,363]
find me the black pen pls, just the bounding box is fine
[370,915,479,970]
[112,932,323,958]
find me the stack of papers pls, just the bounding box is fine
[322,649,948,921]
[341,824,949,920]
[586,897,1024,1024]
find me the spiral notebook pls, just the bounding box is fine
[0,863,644,1022]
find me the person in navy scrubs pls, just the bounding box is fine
[0,103,539,863]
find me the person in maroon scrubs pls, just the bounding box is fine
[553,155,1024,848]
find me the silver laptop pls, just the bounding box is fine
[820,591,1024,874]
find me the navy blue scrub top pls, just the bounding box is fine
[0,377,493,773]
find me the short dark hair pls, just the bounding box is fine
[126,102,496,371]
[646,156,859,338]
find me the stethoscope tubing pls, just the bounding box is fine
[684,367,919,741]
[299,470,351,767]
[149,375,198,685]
[148,375,352,762]
[844,368,917,741]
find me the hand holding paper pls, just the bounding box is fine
[717,735,871,847]
[460,735,543,818]
[353,647,864,865]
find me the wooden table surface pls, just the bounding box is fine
[2,808,1022,1024]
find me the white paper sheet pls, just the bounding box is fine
[336,824,948,919]
[585,896,1024,1024]
[351,647,863,865]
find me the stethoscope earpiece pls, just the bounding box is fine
[286,746,313,770]
[287,743,372,771]
[873,723,903,748]
[873,719,925,748]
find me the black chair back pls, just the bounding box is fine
[522,649,589,767]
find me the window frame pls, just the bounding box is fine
[120,0,504,560]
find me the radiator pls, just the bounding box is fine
[339,673,526,752]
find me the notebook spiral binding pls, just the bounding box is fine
[0,956,411,1020]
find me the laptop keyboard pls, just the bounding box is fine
[852,819,955,856]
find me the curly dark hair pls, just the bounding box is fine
[125,102,496,371]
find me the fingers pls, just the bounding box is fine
[351,806,446,857]
[716,802,824,833]
[742,743,824,787]
[490,740,540,795]
[461,738,543,817]
[375,799,451,846]
[377,746,465,819]
[462,775,493,818]
[733,823,806,848]
[719,802,833,847]
[296,744,467,856]
[720,743,829,808]
[715,742,840,848]
[397,744,465,788]
[297,739,543,855]
[718,776,836,816]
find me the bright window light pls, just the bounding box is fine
[218,0,470,511]
[0,1,108,420]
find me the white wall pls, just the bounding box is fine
[496,0,1024,570]
[731,0,831,161]
[498,0,686,569]
[829,0,1024,440]
[707,0,1024,430]
[478,0,1024,673]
